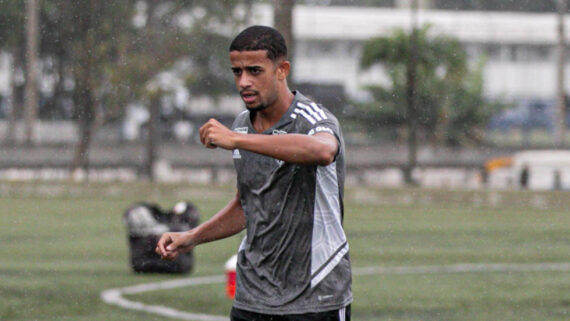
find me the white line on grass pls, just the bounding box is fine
[352,262,570,276]
[101,262,570,321]
[101,275,227,321]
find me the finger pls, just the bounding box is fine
[158,245,178,260]
[199,124,207,145]
[158,249,176,261]
[164,251,178,261]
[199,120,216,144]
[166,241,177,252]
[156,234,172,256]
[201,126,215,147]
[206,138,217,149]
[167,233,188,252]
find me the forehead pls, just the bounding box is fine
[229,50,272,67]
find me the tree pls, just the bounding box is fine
[40,1,135,177]
[2,0,250,179]
[23,0,40,145]
[111,0,247,180]
[359,25,501,178]
[35,0,247,180]
[0,0,26,145]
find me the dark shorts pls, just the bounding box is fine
[230,305,351,321]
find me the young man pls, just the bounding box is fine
[156,25,352,321]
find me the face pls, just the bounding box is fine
[229,50,286,112]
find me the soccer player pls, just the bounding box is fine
[156,25,352,321]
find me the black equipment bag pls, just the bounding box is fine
[124,202,199,273]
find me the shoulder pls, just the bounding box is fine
[290,93,339,129]
[232,110,250,130]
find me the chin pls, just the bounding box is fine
[246,104,269,112]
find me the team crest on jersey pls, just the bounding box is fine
[272,129,287,166]
[233,127,248,159]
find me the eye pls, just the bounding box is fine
[232,68,242,76]
[246,67,262,75]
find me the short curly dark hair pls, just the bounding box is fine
[229,25,288,62]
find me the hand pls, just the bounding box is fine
[155,231,195,261]
[199,118,237,150]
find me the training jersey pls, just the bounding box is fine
[231,91,352,314]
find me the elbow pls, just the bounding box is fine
[312,135,338,166]
[316,148,336,166]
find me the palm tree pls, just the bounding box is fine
[360,25,499,183]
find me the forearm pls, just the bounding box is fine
[234,132,337,165]
[191,193,246,246]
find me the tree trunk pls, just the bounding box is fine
[71,0,96,178]
[71,113,94,180]
[404,0,419,185]
[70,74,95,178]
[24,0,40,145]
[273,0,295,86]
[144,93,161,181]
[555,0,567,148]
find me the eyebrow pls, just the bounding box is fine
[231,66,263,72]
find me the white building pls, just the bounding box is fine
[243,4,570,102]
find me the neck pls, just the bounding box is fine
[252,88,294,133]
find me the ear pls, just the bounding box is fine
[276,60,291,81]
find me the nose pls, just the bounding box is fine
[238,73,252,89]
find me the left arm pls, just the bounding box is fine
[199,118,338,165]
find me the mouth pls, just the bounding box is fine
[240,91,258,104]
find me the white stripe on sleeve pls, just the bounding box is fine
[294,108,317,124]
[297,102,323,121]
[310,102,327,119]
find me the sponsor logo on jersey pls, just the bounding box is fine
[318,294,334,302]
[308,126,334,136]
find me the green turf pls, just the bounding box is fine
[1,182,569,320]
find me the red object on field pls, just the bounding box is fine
[225,254,237,299]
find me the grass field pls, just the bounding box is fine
[1,182,569,321]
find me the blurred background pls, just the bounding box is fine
[1,0,569,190]
[1,1,570,321]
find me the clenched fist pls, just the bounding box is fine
[199,118,238,150]
[155,231,196,261]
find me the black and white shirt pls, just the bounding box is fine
[231,91,352,314]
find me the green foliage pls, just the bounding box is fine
[359,25,503,146]
[0,0,25,49]
[112,0,247,105]
[41,1,135,120]
[1,0,248,120]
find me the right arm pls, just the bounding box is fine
[155,190,246,261]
